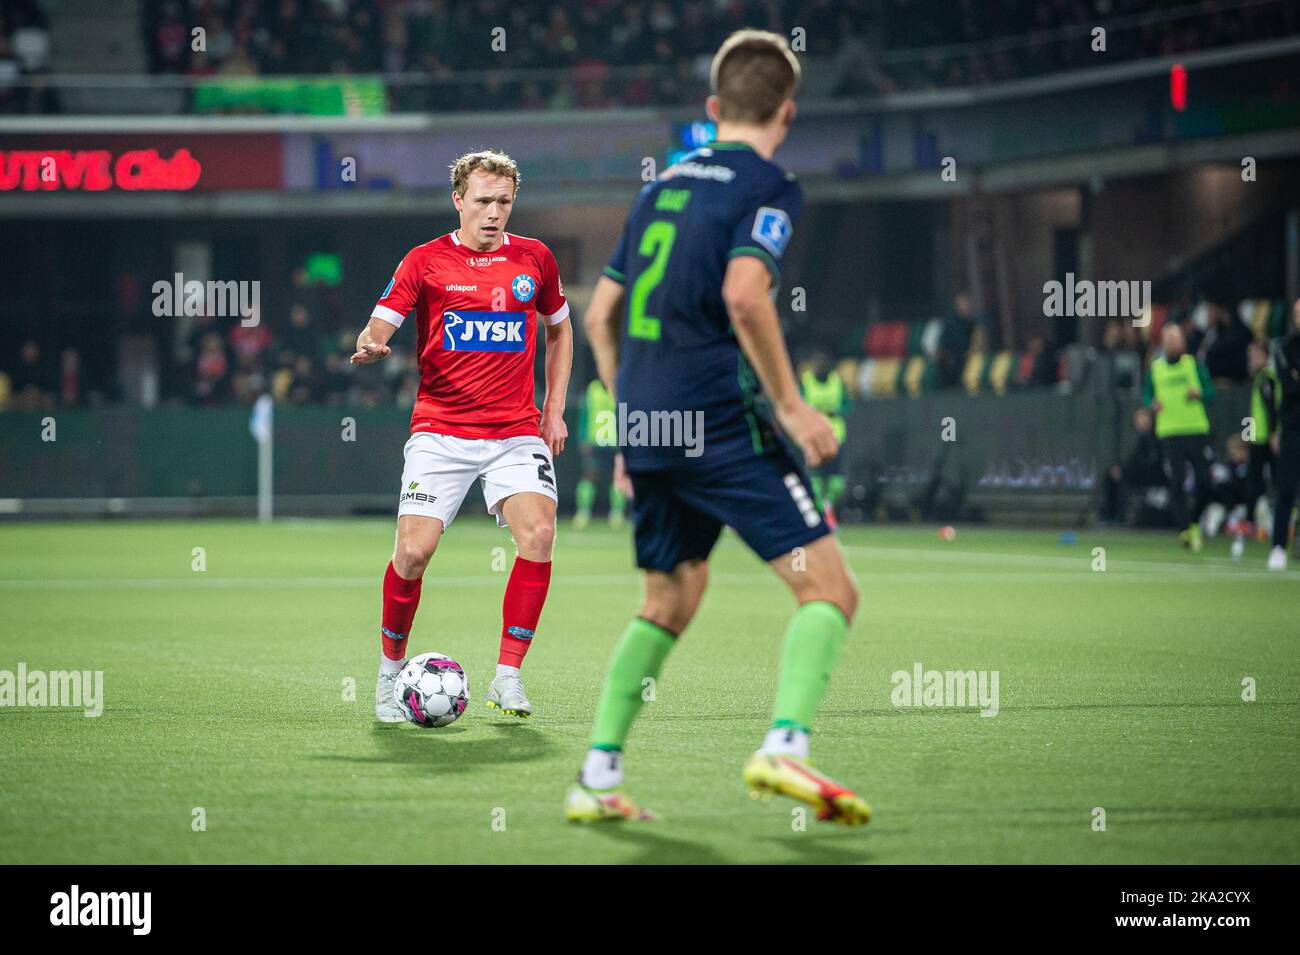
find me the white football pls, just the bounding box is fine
[393,652,470,728]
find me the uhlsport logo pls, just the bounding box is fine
[442,311,526,352]
[511,273,536,303]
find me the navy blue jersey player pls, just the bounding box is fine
[566,29,870,826]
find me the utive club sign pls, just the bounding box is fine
[0,148,202,191]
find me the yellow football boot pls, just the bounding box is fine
[742,752,871,825]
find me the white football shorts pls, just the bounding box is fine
[396,432,557,529]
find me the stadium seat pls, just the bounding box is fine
[979,353,998,393]
[961,351,986,395]
[903,355,927,396]
[905,321,927,356]
[1251,300,1271,341]
[887,322,908,357]
[988,351,1016,395]
[836,358,859,392]
[893,357,910,395]
[856,359,876,398]
[921,358,941,392]
[272,368,294,402]
[920,318,944,358]
[870,358,901,396]
[865,321,908,358]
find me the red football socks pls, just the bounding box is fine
[499,556,552,667]
[381,561,422,662]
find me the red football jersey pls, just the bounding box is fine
[371,231,569,439]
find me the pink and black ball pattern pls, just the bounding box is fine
[393,652,470,728]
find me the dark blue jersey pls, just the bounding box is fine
[603,142,802,470]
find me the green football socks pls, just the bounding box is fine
[575,478,595,518]
[771,600,848,733]
[590,617,676,751]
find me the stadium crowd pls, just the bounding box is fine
[3,0,1292,114]
[126,0,1300,107]
[2,267,418,412]
[0,285,1275,413]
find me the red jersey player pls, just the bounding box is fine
[351,150,572,722]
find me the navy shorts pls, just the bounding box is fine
[629,446,830,572]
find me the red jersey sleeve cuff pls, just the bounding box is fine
[539,301,570,326]
[371,304,407,328]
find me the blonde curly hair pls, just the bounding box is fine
[450,149,520,197]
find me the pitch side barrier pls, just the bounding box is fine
[0,387,1251,524]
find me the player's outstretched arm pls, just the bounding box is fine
[542,317,573,457]
[723,257,838,468]
[350,317,397,364]
[584,276,625,399]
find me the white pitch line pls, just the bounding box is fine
[0,567,1289,590]
[837,543,1287,577]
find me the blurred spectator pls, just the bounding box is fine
[1100,406,1168,526]
[1205,434,1255,536]
[229,321,272,372]
[1268,298,1300,568]
[1144,322,1214,548]
[1016,332,1058,388]
[0,33,19,113]
[278,304,321,366]
[283,355,318,405]
[0,0,52,113]
[1095,318,1142,395]
[152,2,189,73]
[59,348,81,407]
[1178,309,1206,356]
[937,290,977,389]
[194,332,230,405]
[320,352,353,404]
[11,339,53,410]
[1198,302,1252,381]
[1245,339,1278,519]
[8,2,49,74]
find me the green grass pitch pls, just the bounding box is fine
[1,518,1296,864]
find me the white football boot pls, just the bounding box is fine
[486,669,532,718]
[375,665,406,722]
[1267,546,1288,572]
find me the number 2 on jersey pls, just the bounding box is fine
[628,220,676,341]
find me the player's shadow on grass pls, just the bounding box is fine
[580,825,733,865]
[1015,805,1300,825]
[312,721,552,774]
